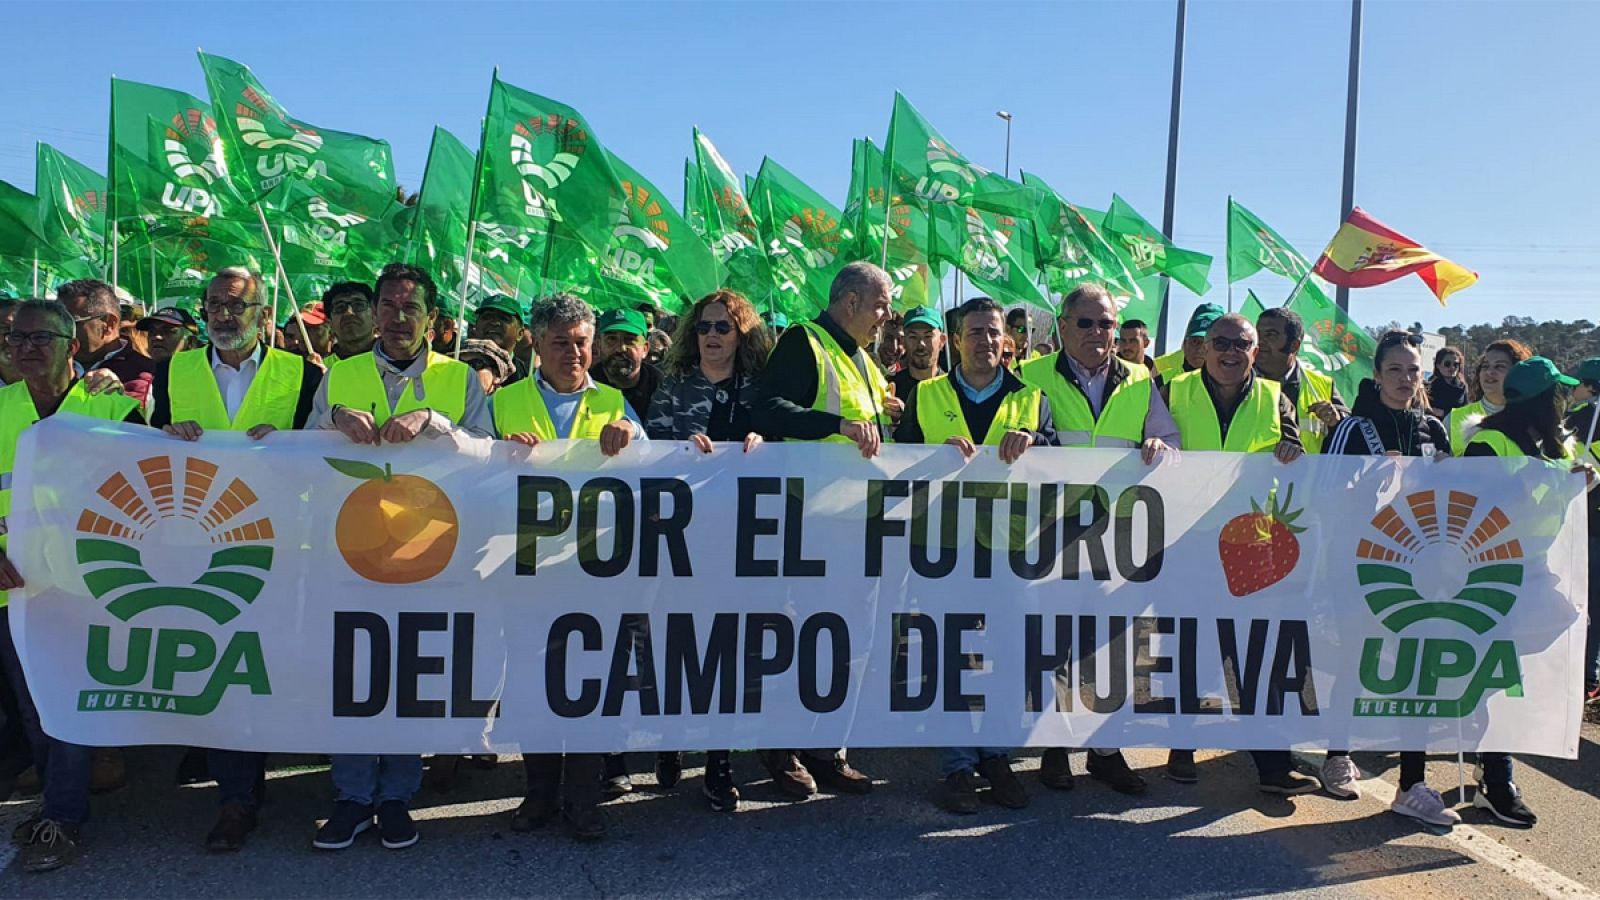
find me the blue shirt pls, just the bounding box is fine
[951,366,1007,405]
[533,371,648,440]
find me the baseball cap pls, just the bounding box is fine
[1570,357,1600,384]
[1504,356,1579,404]
[597,308,649,337]
[475,294,523,321]
[1185,303,1226,338]
[288,301,328,327]
[903,307,943,331]
[765,312,789,330]
[136,307,199,333]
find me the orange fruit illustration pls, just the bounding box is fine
[325,458,458,584]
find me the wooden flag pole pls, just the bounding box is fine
[252,203,313,353]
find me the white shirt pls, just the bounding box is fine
[211,345,264,420]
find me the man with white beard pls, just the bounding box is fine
[145,267,324,853]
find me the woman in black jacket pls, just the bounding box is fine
[1322,332,1460,826]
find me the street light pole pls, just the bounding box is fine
[996,110,1013,178]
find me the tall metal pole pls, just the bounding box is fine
[1335,0,1363,313]
[997,111,1013,178]
[1154,0,1187,355]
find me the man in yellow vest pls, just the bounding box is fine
[754,261,899,460]
[497,293,644,843]
[0,301,143,873]
[1161,313,1318,794]
[893,296,1047,814]
[1253,307,1347,454]
[325,281,378,363]
[1151,302,1223,385]
[146,268,327,853]
[307,264,486,854]
[149,267,323,441]
[1017,284,1178,796]
[311,264,493,442]
[749,261,895,798]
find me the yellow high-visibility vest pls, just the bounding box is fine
[167,346,303,431]
[1168,370,1282,453]
[913,374,1040,445]
[1018,353,1150,448]
[326,351,469,426]
[1448,400,1489,457]
[794,320,891,444]
[492,377,626,441]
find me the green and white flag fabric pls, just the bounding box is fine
[1287,280,1376,403]
[1103,193,1213,296]
[843,138,936,310]
[930,204,1048,309]
[36,144,107,274]
[884,93,1043,222]
[689,128,772,308]
[749,157,850,320]
[1020,171,1143,306]
[1239,289,1266,323]
[1227,199,1311,283]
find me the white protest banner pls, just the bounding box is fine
[9,415,1587,757]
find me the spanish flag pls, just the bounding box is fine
[1312,208,1478,305]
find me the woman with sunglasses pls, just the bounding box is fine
[643,289,772,812]
[1447,340,1532,454]
[1323,331,1459,825]
[1460,356,1597,827]
[1425,347,1468,419]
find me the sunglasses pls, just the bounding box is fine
[1379,331,1425,347]
[695,320,733,335]
[1209,336,1255,352]
[1074,317,1116,331]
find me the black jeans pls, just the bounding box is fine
[523,753,603,810]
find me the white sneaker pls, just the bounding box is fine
[1392,783,1462,827]
[1321,754,1362,799]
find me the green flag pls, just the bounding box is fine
[109,80,248,232]
[690,128,772,306]
[1239,289,1266,323]
[749,157,849,320]
[407,126,483,309]
[36,144,107,274]
[1103,193,1212,295]
[1286,280,1376,403]
[1020,171,1143,304]
[474,74,626,275]
[930,204,1048,309]
[842,138,936,310]
[0,179,53,261]
[884,93,1044,221]
[1226,199,1311,283]
[197,52,398,217]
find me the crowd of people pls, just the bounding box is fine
[0,259,1591,873]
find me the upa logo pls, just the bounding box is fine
[74,455,275,715]
[607,177,671,281]
[960,209,1011,282]
[158,108,227,217]
[510,114,588,220]
[913,138,987,204]
[233,88,326,192]
[780,208,842,270]
[1353,489,1525,718]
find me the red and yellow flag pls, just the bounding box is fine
[1312,207,1478,305]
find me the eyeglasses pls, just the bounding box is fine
[695,320,733,336]
[1074,317,1117,332]
[1209,336,1256,352]
[204,300,262,318]
[5,330,71,348]
[328,299,373,316]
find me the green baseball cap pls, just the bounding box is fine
[1185,303,1226,338]
[597,308,649,337]
[1570,357,1600,384]
[1504,356,1579,404]
[903,307,942,331]
[475,294,522,321]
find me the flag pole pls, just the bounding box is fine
[1278,266,1313,308]
[1336,0,1363,314]
[1153,0,1187,356]
[31,252,39,297]
[252,202,313,353]
[455,87,494,361]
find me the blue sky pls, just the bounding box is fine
[2,0,1594,336]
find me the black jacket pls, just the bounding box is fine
[1325,379,1450,456]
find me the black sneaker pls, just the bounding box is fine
[509,793,558,832]
[932,769,981,815]
[1038,748,1076,791]
[1166,750,1199,784]
[12,815,40,846]
[977,756,1030,809]
[702,753,740,812]
[312,800,373,850]
[20,819,80,873]
[655,751,683,789]
[376,800,418,849]
[1087,751,1147,795]
[1259,770,1321,795]
[1473,781,1537,827]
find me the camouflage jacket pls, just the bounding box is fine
[645,369,758,440]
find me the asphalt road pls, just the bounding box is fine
[3,727,1600,899]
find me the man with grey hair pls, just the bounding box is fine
[754,261,899,458]
[495,293,645,844]
[57,278,155,404]
[748,261,892,800]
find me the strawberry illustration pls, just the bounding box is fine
[1218,484,1306,597]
